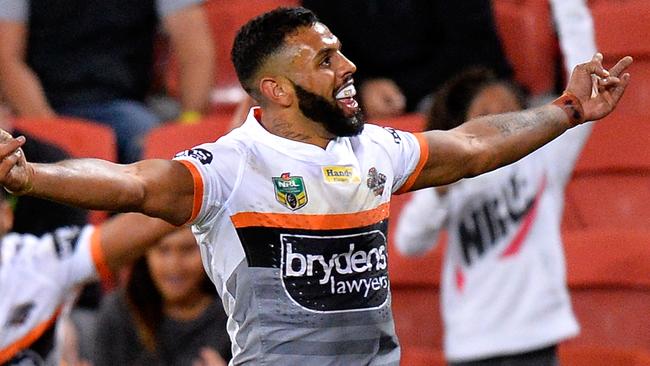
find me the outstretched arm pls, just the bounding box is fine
[0,141,195,225]
[409,54,632,190]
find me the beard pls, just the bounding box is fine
[292,82,364,137]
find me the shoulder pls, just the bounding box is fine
[356,124,411,146]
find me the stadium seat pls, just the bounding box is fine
[388,193,445,350]
[492,0,559,95]
[400,347,446,366]
[558,345,650,366]
[143,113,233,159]
[12,117,118,224]
[562,173,650,230]
[589,0,650,118]
[563,228,650,349]
[12,117,117,161]
[574,115,650,174]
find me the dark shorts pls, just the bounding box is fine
[449,345,558,366]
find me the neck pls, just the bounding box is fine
[163,293,212,321]
[259,107,333,149]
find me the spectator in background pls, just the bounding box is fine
[395,3,600,363]
[302,0,512,120]
[0,196,177,364]
[93,227,230,366]
[0,0,214,163]
[396,67,582,365]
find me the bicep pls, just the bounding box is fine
[133,159,195,225]
[410,129,481,190]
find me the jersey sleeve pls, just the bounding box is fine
[173,141,243,227]
[363,125,429,194]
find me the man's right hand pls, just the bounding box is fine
[0,130,32,195]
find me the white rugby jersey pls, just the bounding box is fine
[395,124,592,361]
[0,226,109,365]
[174,107,427,365]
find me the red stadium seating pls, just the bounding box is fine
[374,113,427,133]
[12,117,118,224]
[143,113,233,159]
[12,117,117,161]
[563,228,650,349]
[589,0,650,118]
[400,347,446,366]
[388,193,445,350]
[492,0,558,95]
[558,345,650,366]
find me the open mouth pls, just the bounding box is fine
[334,82,359,116]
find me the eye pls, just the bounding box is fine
[320,56,332,67]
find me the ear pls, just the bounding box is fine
[259,77,293,107]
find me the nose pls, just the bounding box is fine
[337,51,357,80]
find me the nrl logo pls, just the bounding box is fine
[272,172,308,211]
[367,167,386,196]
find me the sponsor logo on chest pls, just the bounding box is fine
[272,172,308,211]
[281,230,389,312]
[321,166,361,184]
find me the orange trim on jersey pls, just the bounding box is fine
[0,306,62,364]
[90,227,114,288]
[231,202,390,230]
[178,160,204,223]
[395,132,430,194]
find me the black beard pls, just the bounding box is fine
[292,83,364,137]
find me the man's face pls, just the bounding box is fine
[282,23,364,136]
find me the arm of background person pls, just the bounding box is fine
[541,0,598,186]
[394,188,448,257]
[162,2,215,116]
[408,54,631,191]
[0,18,56,117]
[97,212,178,274]
[551,0,598,78]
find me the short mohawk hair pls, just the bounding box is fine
[231,7,319,96]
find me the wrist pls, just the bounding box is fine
[552,92,585,127]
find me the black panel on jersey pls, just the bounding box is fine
[235,220,390,312]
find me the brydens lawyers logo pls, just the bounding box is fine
[272,172,308,211]
[281,230,389,312]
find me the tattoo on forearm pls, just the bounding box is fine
[486,109,556,137]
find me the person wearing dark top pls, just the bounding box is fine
[93,227,231,366]
[302,0,512,119]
